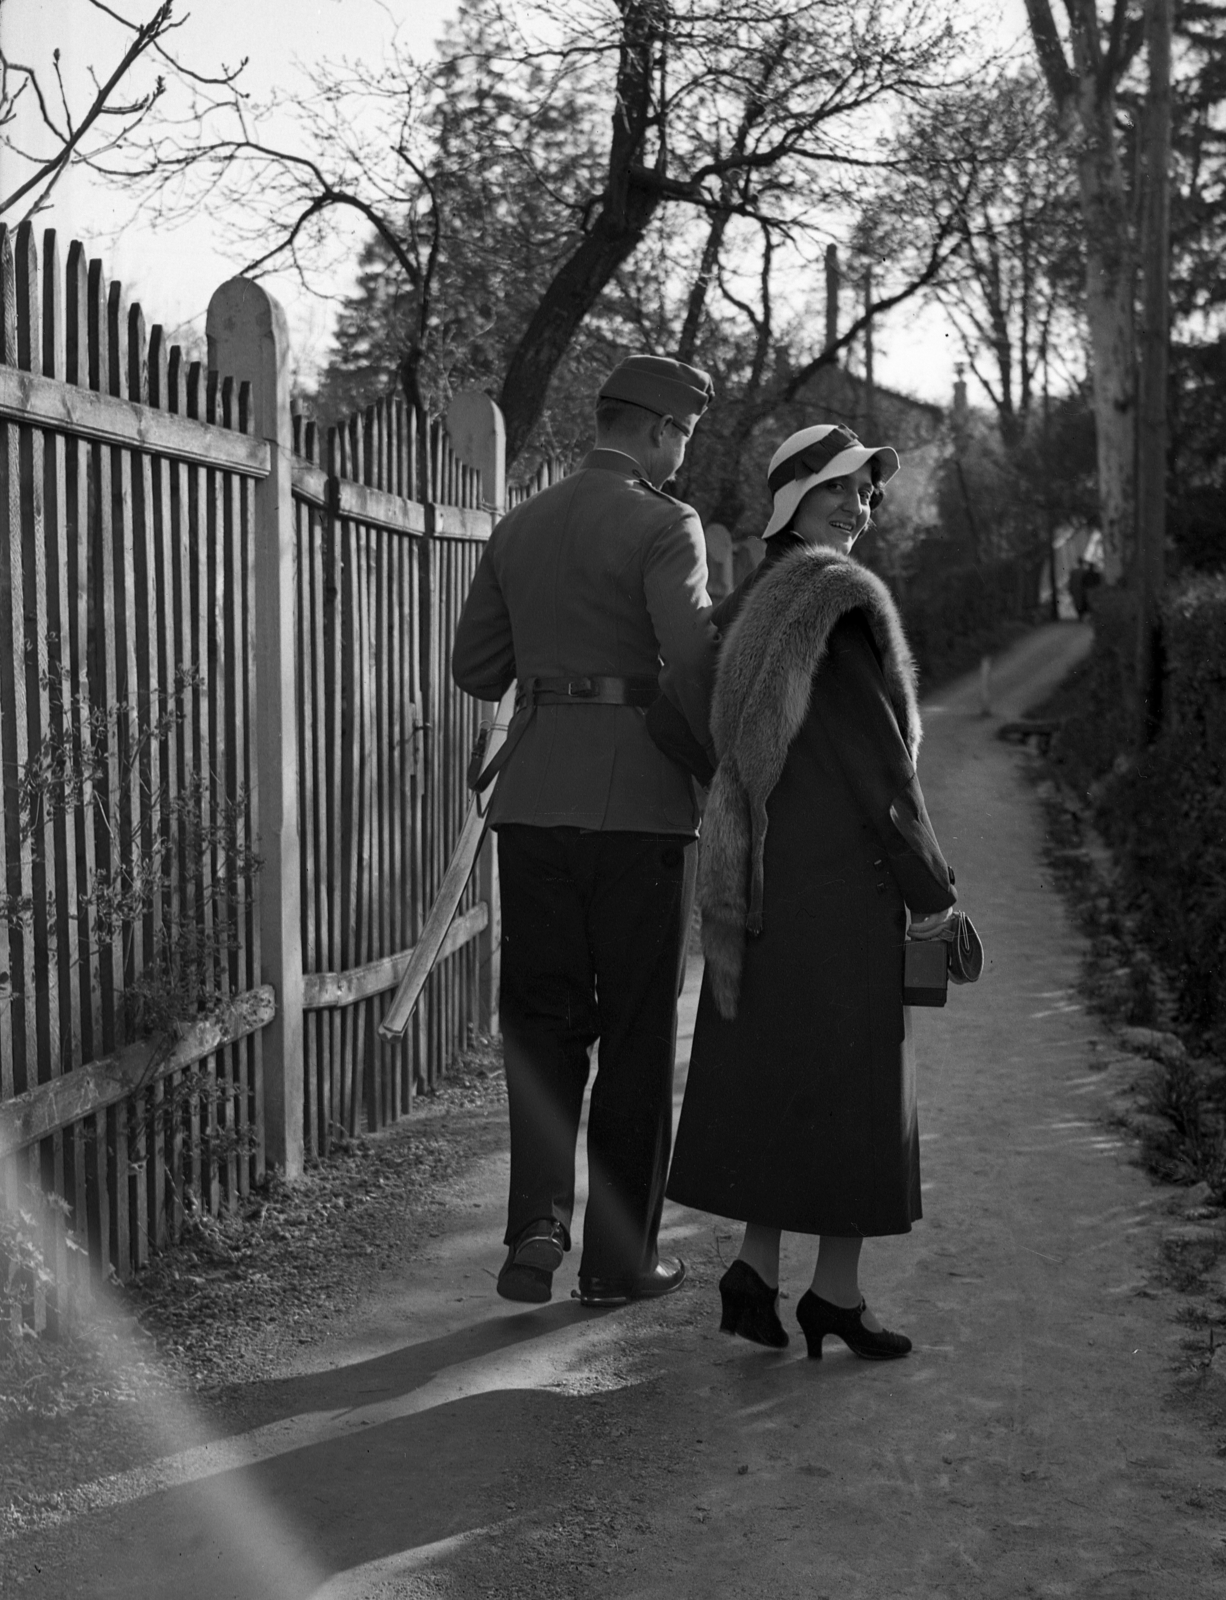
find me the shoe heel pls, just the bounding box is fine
[796,1289,911,1361]
[718,1280,743,1334]
[516,1237,564,1272]
[717,1262,789,1349]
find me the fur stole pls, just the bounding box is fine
[699,544,921,1020]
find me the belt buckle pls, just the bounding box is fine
[567,677,596,698]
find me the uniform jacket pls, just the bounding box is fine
[452,448,717,834]
[699,538,956,1020]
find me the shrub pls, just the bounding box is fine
[1046,586,1137,796]
[1049,575,1226,1052]
[899,557,1029,688]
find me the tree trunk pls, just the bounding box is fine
[498,0,666,465]
[499,186,662,462]
[1024,0,1138,586]
[676,207,733,364]
[1074,82,1136,586]
[1135,0,1172,741]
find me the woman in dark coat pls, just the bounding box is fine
[666,424,957,1360]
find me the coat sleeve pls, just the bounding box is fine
[643,546,768,784]
[642,509,718,747]
[811,614,957,915]
[451,534,516,701]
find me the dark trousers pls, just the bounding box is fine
[497,825,696,1282]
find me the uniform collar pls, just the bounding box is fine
[582,447,651,481]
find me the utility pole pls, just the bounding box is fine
[863,263,876,435]
[1135,0,1172,744]
[824,243,840,354]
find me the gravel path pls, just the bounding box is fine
[3,622,1226,1599]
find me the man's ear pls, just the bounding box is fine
[650,414,672,446]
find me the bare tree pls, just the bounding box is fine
[104,0,964,464]
[0,1,244,221]
[900,71,1084,449]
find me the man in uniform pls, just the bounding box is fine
[452,355,716,1307]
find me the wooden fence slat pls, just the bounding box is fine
[64,242,102,1071]
[323,427,342,1149]
[385,522,403,1119]
[237,383,260,1184]
[309,488,331,1151]
[128,302,159,1256]
[86,257,121,1069]
[15,224,60,1089]
[353,507,373,1130]
[0,225,37,1097]
[296,487,320,1154]
[0,226,17,1094]
[147,324,180,1223]
[41,231,82,1083]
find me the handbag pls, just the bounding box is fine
[946,911,984,984]
[903,911,984,1006]
[903,938,949,1006]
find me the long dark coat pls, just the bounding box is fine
[666,537,957,1237]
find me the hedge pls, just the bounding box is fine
[899,558,1029,689]
[1050,576,1226,1052]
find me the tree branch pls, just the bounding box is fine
[0,2,174,217]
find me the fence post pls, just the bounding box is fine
[446,391,505,1036]
[205,280,304,1177]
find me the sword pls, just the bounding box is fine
[378,681,518,1039]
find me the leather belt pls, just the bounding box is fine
[525,674,658,708]
[470,673,660,795]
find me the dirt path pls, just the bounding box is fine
[6,621,1226,1599]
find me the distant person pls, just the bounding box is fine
[1069,561,1087,619]
[667,424,957,1360]
[452,355,717,1308]
[1078,559,1101,619]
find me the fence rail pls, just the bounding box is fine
[1,225,570,1332]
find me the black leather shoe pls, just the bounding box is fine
[497,1219,568,1304]
[718,1259,788,1349]
[497,1254,552,1303]
[795,1291,911,1360]
[578,1257,686,1307]
[509,1219,566,1272]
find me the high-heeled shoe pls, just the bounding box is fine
[795,1291,911,1360]
[718,1260,789,1348]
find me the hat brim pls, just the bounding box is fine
[763,444,900,538]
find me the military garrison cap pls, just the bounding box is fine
[598,355,714,432]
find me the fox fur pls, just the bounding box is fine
[699,543,922,1020]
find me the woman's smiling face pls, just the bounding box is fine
[791,462,876,552]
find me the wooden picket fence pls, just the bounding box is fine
[290,403,493,1156]
[0,222,567,1332]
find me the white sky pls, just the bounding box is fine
[1,0,1033,407]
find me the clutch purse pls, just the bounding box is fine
[903,912,984,1006]
[903,938,949,1006]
